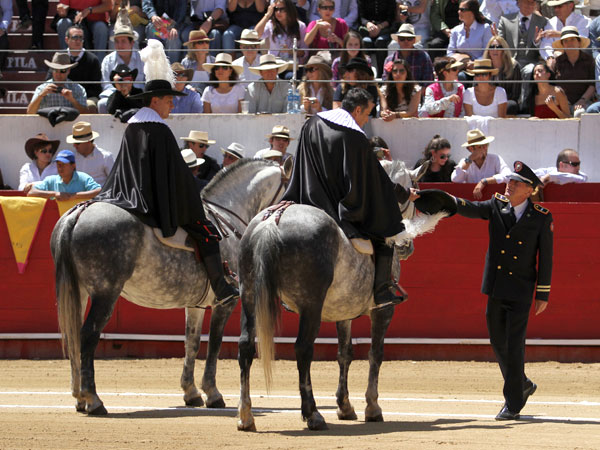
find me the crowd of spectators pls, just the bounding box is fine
[8,0,597,120]
[2,0,599,193]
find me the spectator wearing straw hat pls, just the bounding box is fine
[463,58,508,118]
[171,62,204,113]
[55,0,113,61]
[201,53,246,113]
[67,121,114,186]
[28,149,101,200]
[181,148,207,193]
[27,52,88,115]
[221,142,246,167]
[244,54,289,113]
[255,125,294,160]
[18,133,60,193]
[233,29,265,82]
[452,128,511,199]
[299,53,334,114]
[98,11,145,113]
[182,30,216,92]
[539,0,591,62]
[384,23,434,86]
[552,26,595,117]
[181,130,221,183]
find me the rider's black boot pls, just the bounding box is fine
[371,243,408,311]
[197,241,240,307]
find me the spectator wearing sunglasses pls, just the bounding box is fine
[27,52,88,115]
[413,134,456,182]
[380,59,421,119]
[383,24,434,87]
[305,0,348,50]
[19,133,60,193]
[447,0,493,68]
[299,54,334,113]
[534,149,588,185]
[307,0,358,30]
[482,36,522,115]
[421,56,465,117]
[180,130,221,184]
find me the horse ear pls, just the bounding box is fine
[283,156,293,180]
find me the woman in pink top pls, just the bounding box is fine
[305,0,348,50]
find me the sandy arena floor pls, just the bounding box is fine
[0,359,599,449]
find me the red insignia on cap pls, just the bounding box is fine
[515,161,523,172]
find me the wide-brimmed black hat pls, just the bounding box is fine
[109,64,138,82]
[508,161,543,187]
[414,189,457,216]
[128,79,187,100]
[343,57,371,75]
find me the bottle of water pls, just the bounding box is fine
[293,88,301,113]
[287,87,295,114]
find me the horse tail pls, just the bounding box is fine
[252,221,283,391]
[54,216,83,373]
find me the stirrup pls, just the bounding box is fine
[213,294,239,308]
[370,283,408,311]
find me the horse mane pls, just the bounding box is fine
[380,160,410,186]
[201,158,277,200]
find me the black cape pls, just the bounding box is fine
[97,121,206,237]
[282,115,405,239]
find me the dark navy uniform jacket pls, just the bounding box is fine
[456,193,553,302]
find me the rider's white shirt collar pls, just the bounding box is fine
[128,107,168,125]
[318,108,366,136]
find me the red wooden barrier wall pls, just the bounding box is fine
[1,184,599,361]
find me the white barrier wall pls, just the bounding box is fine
[1,113,598,189]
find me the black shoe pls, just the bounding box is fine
[495,405,520,421]
[522,381,537,408]
[17,18,32,31]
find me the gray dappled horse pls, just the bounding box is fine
[51,158,292,415]
[237,160,444,431]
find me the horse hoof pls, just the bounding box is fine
[206,397,226,409]
[365,414,384,422]
[337,407,358,421]
[237,420,257,432]
[87,404,108,416]
[185,396,205,407]
[307,416,328,431]
[75,401,86,413]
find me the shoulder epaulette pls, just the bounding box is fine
[534,204,550,215]
[494,192,509,202]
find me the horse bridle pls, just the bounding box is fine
[203,165,290,240]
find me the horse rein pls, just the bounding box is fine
[203,165,290,240]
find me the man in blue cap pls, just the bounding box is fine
[28,149,101,200]
[453,160,554,421]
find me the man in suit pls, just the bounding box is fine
[454,161,553,420]
[498,0,548,108]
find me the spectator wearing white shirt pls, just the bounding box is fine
[452,128,511,199]
[201,53,246,113]
[18,133,59,193]
[233,29,264,82]
[539,0,591,63]
[66,121,114,186]
[534,149,588,185]
[480,0,519,25]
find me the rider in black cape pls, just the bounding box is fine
[282,88,419,310]
[97,39,238,306]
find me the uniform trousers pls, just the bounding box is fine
[486,295,531,413]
